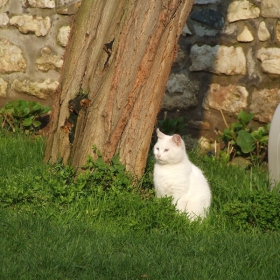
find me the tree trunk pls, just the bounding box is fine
[44,0,193,177]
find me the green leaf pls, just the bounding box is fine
[22,107,30,117]
[260,135,268,142]
[18,100,28,106]
[219,151,230,163]
[112,155,120,165]
[41,106,51,114]
[29,103,42,113]
[33,120,41,127]
[231,122,243,131]
[22,117,34,127]
[237,111,254,127]
[157,117,186,135]
[236,130,255,154]
[222,128,234,141]
[251,127,265,141]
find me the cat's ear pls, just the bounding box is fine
[156,128,165,139]
[172,134,181,146]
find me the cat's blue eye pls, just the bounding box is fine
[164,149,169,152]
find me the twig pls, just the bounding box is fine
[219,109,229,128]
[5,113,15,132]
[214,127,222,136]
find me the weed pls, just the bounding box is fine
[0,100,50,134]
[223,190,280,231]
[79,145,134,191]
[217,110,269,164]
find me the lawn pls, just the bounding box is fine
[0,131,280,279]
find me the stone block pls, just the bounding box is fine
[237,26,254,42]
[10,15,51,36]
[0,77,7,97]
[257,47,280,75]
[258,21,271,41]
[0,0,8,8]
[57,25,71,47]
[192,23,219,36]
[190,9,224,30]
[203,84,248,114]
[227,0,260,22]
[250,89,280,122]
[0,13,9,26]
[57,1,81,15]
[36,47,63,72]
[260,0,280,18]
[26,0,55,8]
[0,39,26,73]
[11,79,59,99]
[161,73,199,110]
[190,44,246,75]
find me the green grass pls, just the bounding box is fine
[1,208,280,279]
[1,132,280,279]
[0,131,45,173]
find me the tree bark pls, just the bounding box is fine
[44,0,194,177]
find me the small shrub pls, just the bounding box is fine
[79,145,134,192]
[223,190,280,232]
[0,99,50,134]
[218,110,269,164]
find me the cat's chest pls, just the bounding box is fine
[153,163,190,196]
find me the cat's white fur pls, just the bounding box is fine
[153,128,211,221]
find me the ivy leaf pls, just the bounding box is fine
[236,130,255,154]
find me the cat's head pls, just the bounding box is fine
[153,128,186,164]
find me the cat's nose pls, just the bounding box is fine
[157,154,161,158]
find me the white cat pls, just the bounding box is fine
[153,128,211,221]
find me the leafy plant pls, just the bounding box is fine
[157,116,187,135]
[0,99,50,133]
[79,145,134,192]
[218,110,269,164]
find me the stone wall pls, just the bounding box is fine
[164,0,280,139]
[1,0,280,140]
[0,0,79,106]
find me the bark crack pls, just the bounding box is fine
[103,38,115,70]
